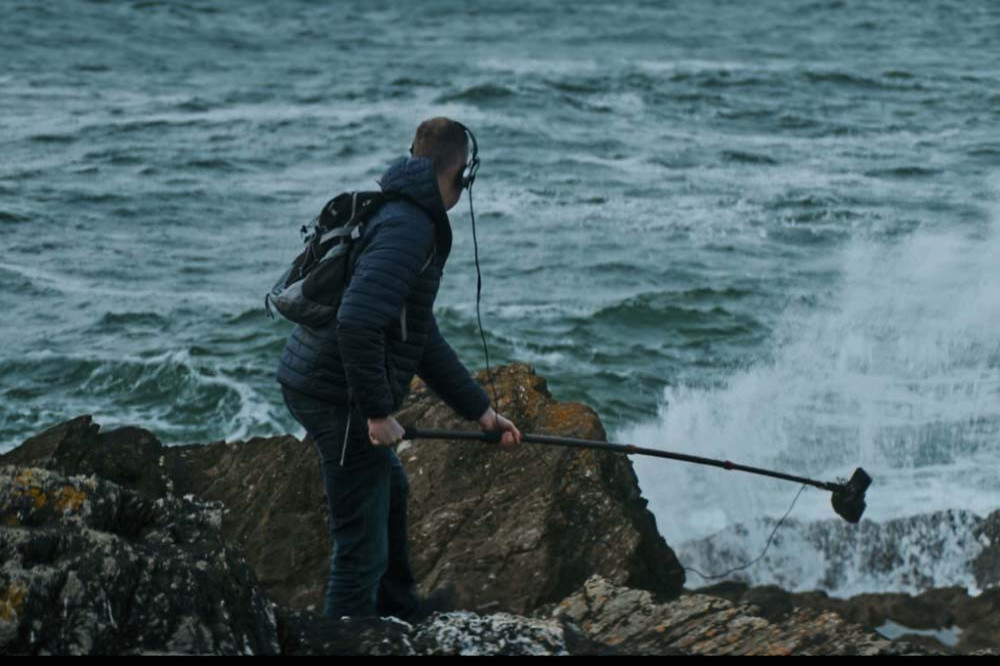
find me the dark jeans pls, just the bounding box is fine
[281,385,418,619]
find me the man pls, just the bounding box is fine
[277,117,522,621]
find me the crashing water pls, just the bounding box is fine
[621,192,1000,595]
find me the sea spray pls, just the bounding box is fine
[621,182,1000,594]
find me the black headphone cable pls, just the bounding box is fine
[468,184,501,411]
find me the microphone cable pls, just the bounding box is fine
[682,484,807,581]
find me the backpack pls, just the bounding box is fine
[265,191,433,329]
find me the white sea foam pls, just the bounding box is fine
[618,182,1000,593]
[675,509,987,597]
[1,348,289,451]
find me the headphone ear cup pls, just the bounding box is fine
[465,156,479,189]
[449,121,478,190]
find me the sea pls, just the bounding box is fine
[2,0,999,597]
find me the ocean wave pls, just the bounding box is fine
[0,266,50,296]
[803,70,928,91]
[968,146,1000,160]
[184,157,244,172]
[578,292,763,342]
[680,72,776,89]
[0,348,288,450]
[27,133,78,144]
[0,260,258,308]
[542,76,611,95]
[436,84,516,104]
[88,311,172,330]
[0,210,31,224]
[82,149,146,166]
[863,166,943,179]
[721,150,780,166]
[71,62,111,73]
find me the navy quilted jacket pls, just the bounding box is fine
[276,157,490,422]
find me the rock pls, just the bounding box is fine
[278,613,416,656]
[278,610,611,656]
[0,363,684,618]
[973,509,1000,590]
[700,581,1000,653]
[0,418,330,611]
[0,466,279,656]
[410,612,573,656]
[553,576,936,656]
[0,465,614,656]
[394,363,685,614]
[0,416,177,499]
[953,589,1000,653]
[167,435,329,611]
[891,633,955,654]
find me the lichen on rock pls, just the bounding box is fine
[0,466,279,656]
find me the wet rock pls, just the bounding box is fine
[0,467,279,656]
[0,363,684,619]
[553,576,935,656]
[395,363,685,614]
[279,610,610,656]
[953,589,1000,653]
[700,581,1000,653]
[973,509,1000,590]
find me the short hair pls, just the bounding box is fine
[411,117,468,177]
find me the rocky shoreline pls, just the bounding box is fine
[1,364,997,655]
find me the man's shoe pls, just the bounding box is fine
[404,582,458,624]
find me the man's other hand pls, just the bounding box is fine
[368,416,406,447]
[478,407,523,450]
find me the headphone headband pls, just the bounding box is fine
[407,120,480,190]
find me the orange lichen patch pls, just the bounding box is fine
[3,514,19,527]
[12,469,37,487]
[0,582,28,623]
[539,404,604,440]
[54,486,87,513]
[22,486,47,510]
[12,470,48,509]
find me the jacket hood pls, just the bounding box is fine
[379,156,453,258]
[379,157,448,224]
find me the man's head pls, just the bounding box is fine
[410,117,470,211]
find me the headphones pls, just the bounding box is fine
[409,121,480,191]
[454,121,480,191]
